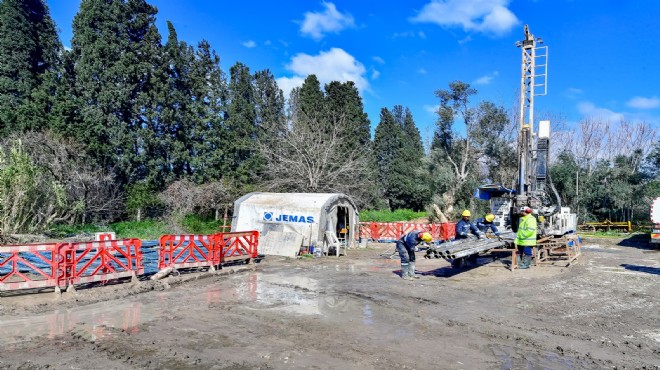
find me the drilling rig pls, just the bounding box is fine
[490,25,577,236]
[433,25,580,269]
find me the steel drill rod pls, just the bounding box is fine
[444,241,507,259]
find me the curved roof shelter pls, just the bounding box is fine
[232,192,359,256]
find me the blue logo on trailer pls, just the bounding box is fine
[263,211,314,223]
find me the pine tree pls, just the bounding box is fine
[188,40,229,183]
[373,108,404,209]
[324,81,371,152]
[254,69,286,144]
[226,62,259,186]
[68,0,161,185]
[0,0,62,134]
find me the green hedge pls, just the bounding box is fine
[359,209,427,222]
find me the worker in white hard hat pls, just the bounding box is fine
[396,230,433,280]
[516,206,537,269]
[476,213,501,237]
[455,210,482,240]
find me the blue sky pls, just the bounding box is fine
[46,0,660,138]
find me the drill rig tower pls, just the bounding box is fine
[509,25,576,235]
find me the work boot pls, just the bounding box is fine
[519,255,531,269]
[409,262,420,279]
[401,264,411,280]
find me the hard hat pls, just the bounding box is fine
[520,206,533,214]
[420,232,432,243]
[485,213,495,222]
[461,210,471,217]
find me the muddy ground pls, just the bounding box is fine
[0,236,659,370]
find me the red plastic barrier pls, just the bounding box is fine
[66,239,143,285]
[1,239,143,292]
[216,231,259,263]
[0,242,68,291]
[157,231,259,270]
[358,222,457,242]
[157,234,216,270]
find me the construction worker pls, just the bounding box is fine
[476,213,501,237]
[516,207,537,269]
[396,230,433,280]
[455,210,482,239]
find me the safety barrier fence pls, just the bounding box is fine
[157,231,259,270]
[1,231,259,293]
[0,239,143,292]
[359,222,456,242]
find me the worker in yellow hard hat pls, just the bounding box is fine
[396,230,433,280]
[476,213,501,237]
[455,210,482,239]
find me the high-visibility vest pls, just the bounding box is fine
[516,214,537,246]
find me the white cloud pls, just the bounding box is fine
[276,48,368,98]
[418,68,427,75]
[410,0,519,36]
[275,76,306,99]
[577,102,625,122]
[458,35,472,45]
[424,104,440,114]
[473,71,499,85]
[564,87,583,99]
[372,56,385,64]
[371,69,380,79]
[300,2,355,40]
[418,31,427,39]
[242,40,257,48]
[627,96,660,109]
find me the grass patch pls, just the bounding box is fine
[360,209,427,222]
[47,224,106,238]
[110,220,169,240]
[181,214,228,234]
[579,230,640,239]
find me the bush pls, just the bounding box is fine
[47,223,105,238]
[181,214,224,234]
[110,220,169,240]
[360,209,427,222]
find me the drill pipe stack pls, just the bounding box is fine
[435,233,515,260]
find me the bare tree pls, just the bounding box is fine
[258,111,372,204]
[551,118,656,172]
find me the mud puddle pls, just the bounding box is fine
[0,300,157,345]
[202,272,380,323]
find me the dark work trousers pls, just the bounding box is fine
[396,240,415,265]
[517,245,534,256]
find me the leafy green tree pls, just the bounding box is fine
[297,74,325,122]
[324,81,371,151]
[254,69,286,144]
[373,108,404,209]
[67,0,161,184]
[126,182,161,221]
[226,62,260,186]
[373,105,429,211]
[427,81,510,216]
[0,0,62,134]
[187,40,229,184]
[429,81,479,214]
